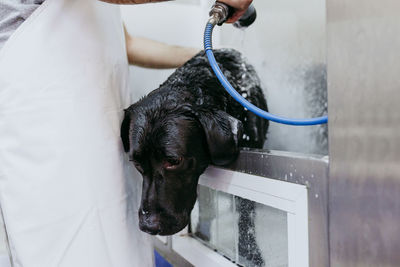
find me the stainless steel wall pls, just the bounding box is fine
[327,1,400,266]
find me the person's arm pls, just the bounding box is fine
[100,0,253,23]
[124,26,199,69]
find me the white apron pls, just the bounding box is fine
[0,0,152,266]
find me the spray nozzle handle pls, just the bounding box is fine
[233,4,257,28]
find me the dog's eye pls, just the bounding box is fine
[163,157,183,170]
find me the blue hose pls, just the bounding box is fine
[204,22,328,126]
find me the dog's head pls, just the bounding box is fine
[121,104,242,235]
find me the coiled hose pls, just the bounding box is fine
[204,22,328,126]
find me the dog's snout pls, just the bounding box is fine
[139,211,162,235]
[141,178,158,206]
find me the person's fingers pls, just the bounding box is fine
[226,11,245,23]
[219,0,252,11]
[217,0,253,23]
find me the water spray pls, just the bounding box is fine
[205,2,328,125]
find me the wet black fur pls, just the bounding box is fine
[121,49,268,236]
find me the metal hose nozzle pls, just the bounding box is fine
[208,1,231,25]
[208,1,257,28]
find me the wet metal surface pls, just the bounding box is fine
[224,149,329,267]
[327,0,400,266]
[156,149,329,267]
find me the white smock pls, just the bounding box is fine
[0,0,153,266]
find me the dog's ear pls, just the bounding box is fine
[121,109,132,152]
[196,110,243,166]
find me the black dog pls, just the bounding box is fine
[121,49,268,236]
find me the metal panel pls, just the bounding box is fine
[224,150,329,267]
[327,1,400,266]
[155,150,329,267]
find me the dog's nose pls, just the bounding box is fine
[139,212,162,235]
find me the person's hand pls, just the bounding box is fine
[217,0,253,23]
